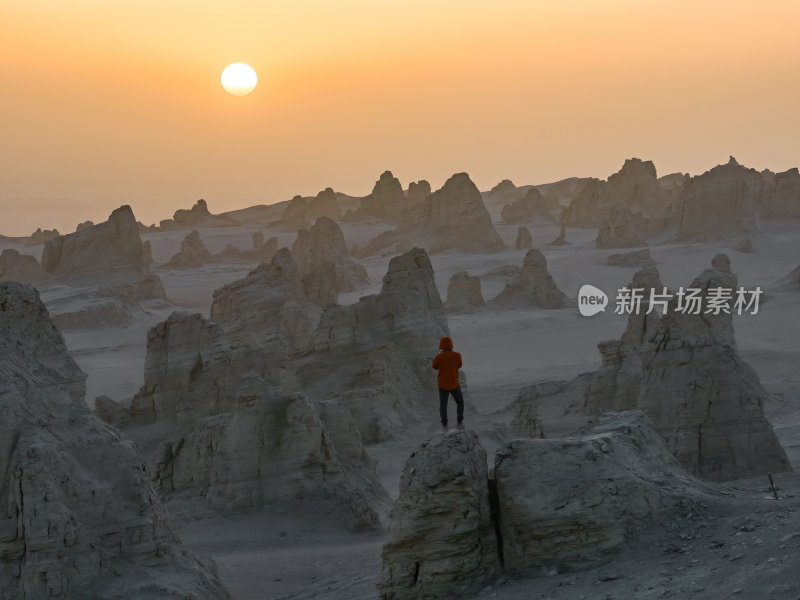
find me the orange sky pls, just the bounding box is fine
[1,0,799,236]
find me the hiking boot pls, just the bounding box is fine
[457,422,464,430]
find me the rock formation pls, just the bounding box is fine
[163,230,214,269]
[678,157,767,240]
[272,188,342,230]
[379,430,500,600]
[359,173,504,255]
[24,227,59,247]
[0,249,50,285]
[406,180,431,208]
[582,258,790,481]
[75,220,94,232]
[596,206,648,249]
[252,231,265,248]
[210,248,322,353]
[759,167,800,219]
[501,188,559,223]
[291,216,369,304]
[304,248,449,441]
[546,223,570,246]
[515,225,533,250]
[734,238,754,253]
[118,310,384,531]
[351,171,407,222]
[0,282,228,599]
[562,158,672,229]
[495,411,708,576]
[41,205,166,300]
[607,248,655,268]
[159,199,234,229]
[444,271,484,314]
[490,249,570,309]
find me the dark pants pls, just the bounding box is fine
[439,387,464,426]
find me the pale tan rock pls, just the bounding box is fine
[495,411,707,576]
[163,230,214,268]
[291,216,369,304]
[0,249,50,285]
[360,173,504,255]
[0,283,229,600]
[490,249,570,309]
[678,157,766,240]
[760,167,800,219]
[351,171,407,222]
[596,206,648,249]
[379,430,500,600]
[24,227,59,247]
[272,188,343,230]
[607,248,655,268]
[444,271,484,314]
[515,225,533,250]
[41,205,166,301]
[159,199,235,229]
[406,180,431,208]
[501,188,559,223]
[583,258,790,481]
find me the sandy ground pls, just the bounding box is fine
[3,214,800,599]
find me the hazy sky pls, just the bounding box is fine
[2,0,799,236]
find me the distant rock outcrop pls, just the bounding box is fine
[501,188,559,223]
[759,167,800,219]
[406,180,431,208]
[607,248,655,268]
[0,249,50,285]
[490,249,570,309]
[159,199,234,230]
[562,158,675,233]
[41,205,166,301]
[495,411,708,576]
[546,223,570,246]
[515,225,533,250]
[678,157,766,240]
[272,188,343,230]
[163,230,214,269]
[350,171,408,222]
[24,227,60,247]
[75,220,94,232]
[358,173,504,255]
[118,310,385,531]
[379,430,500,600]
[210,248,322,353]
[596,206,647,249]
[581,258,791,481]
[0,283,229,599]
[291,216,369,305]
[305,248,449,442]
[444,271,484,314]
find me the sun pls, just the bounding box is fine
[221,63,257,96]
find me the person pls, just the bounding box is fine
[432,336,464,431]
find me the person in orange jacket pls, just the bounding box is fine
[432,336,464,431]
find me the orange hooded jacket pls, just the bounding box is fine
[432,336,462,390]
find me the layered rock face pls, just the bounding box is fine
[352,171,408,221]
[562,158,672,229]
[121,310,384,531]
[0,283,228,599]
[490,249,570,309]
[210,248,322,353]
[24,227,60,247]
[495,411,706,576]
[0,249,50,285]
[406,180,431,208]
[760,167,800,219]
[291,216,369,304]
[159,199,234,229]
[607,248,655,268]
[501,188,559,223]
[359,173,504,255]
[273,188,343,230]
[163,230,214,268]
[596,206,648,249]
[678,157,767,240]
[515,225,533,250]
[444,271,484,314]
[583,258,790,481]
[306,248,449,441]
[75,220,94,232]
[41,205,166,300]
[379,430,500,600]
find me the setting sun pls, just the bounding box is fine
[221,63,257,96]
